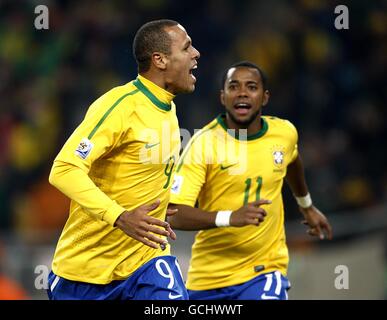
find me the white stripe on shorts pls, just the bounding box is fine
[50,275,60,292]
[274,271,282,295]
[263,273,273,292]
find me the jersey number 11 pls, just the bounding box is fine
[243,176,263,205]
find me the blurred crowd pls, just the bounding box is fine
[0,0,386,241]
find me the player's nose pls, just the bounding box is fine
[237,87,248,97]
[192,46,200,60]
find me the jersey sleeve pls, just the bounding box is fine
[170,131,208,207]
[284,119,299,163]
[49,96,133,226]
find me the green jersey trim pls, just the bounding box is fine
[176,122,218,172]
[88,89,139,139]
[133,78,171,111]
[216,114,268,141]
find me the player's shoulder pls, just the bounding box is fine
[264,115,297,133]
[191,117,219,138]
[86,81,140,117]
[202,117,220,132]
[102,81,140,109]
[182,117,219,150]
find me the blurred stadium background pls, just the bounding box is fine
[0,0,386,299]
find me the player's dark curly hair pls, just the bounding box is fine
[133,19,179,73]
[221,61,267,89]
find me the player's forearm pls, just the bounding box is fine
[49,160,125,225]
[167,204,217,230]
[285,154,309,196]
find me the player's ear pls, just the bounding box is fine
[152,52,167,70]
[262,89,270,107]
[220,90,225,106]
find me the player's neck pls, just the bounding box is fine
[139,71,170,94]
[225,114,262,136]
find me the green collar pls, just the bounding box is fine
[216,113,268,141]
[133,78,171,111]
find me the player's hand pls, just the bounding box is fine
[299,205,333,240]
[114,199,176,249]
[165,208,178,241]
[230,199,272,227]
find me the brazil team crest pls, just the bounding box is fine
[271,145,285,168]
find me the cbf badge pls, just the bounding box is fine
[75,138,94,159]
[271,145,285,167]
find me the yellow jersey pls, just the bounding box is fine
[170,114,298,290]
[49,75,180,284]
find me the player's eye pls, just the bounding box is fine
[183,42,191,51]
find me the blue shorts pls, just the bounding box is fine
[47,255,188,300]
[188,271,291,300]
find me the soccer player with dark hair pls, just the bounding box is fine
[168,61,332,300]
[47,19,200,300]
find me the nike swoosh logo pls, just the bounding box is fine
[169,293,183,299]
[261,293,279,300]
[220,164,236,170]
[145,142,160,149]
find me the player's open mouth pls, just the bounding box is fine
[234,103,251,116]
[189,64,197,82]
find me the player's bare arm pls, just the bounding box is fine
[168,199,271,230]
[285,154,333,240]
